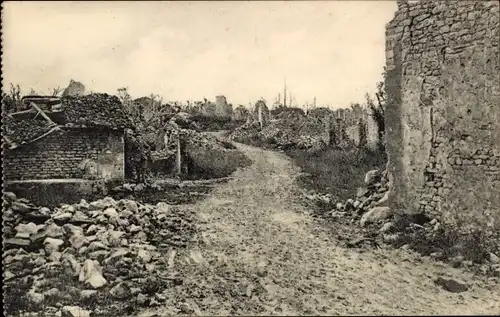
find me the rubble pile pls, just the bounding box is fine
[303,168,391,226]
[183,129,234,152]
[304,169,500,276]
[3,192,198,315]
[330,168,391,225]
[229,122,261,143]
[229,109,329,151]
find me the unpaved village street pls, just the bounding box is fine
[139,143,500,316]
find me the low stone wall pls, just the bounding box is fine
[4,180,110,208]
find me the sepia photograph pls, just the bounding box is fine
[2,0,499,316]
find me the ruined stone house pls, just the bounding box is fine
[62,79,85,97]
[3,94,132,181]
[385,0,500,231]
[215,95,233,118]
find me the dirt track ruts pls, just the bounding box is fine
[140,143,500,316]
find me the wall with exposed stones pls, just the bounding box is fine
[332,108,379,149]
[4,128,125,181]
[385,0,500,233]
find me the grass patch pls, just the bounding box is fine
[185,147,252,180]
[389,213,500,272]
[287,146,387,202]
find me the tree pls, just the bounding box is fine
[117,87,142,126]
[50,86,63,97]
[2,83,23,113]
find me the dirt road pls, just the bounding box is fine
[141,143,500,316]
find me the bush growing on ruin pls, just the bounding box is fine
[366,71,387,151]
[288,146,387,201]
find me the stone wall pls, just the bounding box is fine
[215,95,233,118]
[365,108,381,150]
[385,0,500,232]
[4,128,125,181]
[332,107,379,149]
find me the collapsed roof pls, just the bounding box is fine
[3,93,133,149]
[3,114,59,149]
[60,93,132,129]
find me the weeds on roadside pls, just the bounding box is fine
[287,146,387,202]
[185,147,252,180]
[389,212,500,273]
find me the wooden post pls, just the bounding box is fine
[176,132,182,176]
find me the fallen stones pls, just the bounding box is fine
[61,253,82,277]
[79,259,107,289]
[360,206,393,227]
[124,200,139,213]
[26,291,45,305]
[4,191,17,202]
[364,169,381,185]
[44,238,65,254]
[138,249,153,263]
[4,193,198,315]
[5,238,32,249]
[109,282,131,299]
[329,169,391,223]
[434,276,469,293]
[104,207,119,218]
[488,252,499,264]
[379,222,393,233]
[61,306,91,317]
[80,290,98,299]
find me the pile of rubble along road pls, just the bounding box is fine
[229,120,321,151]
[227,121,261,143]
[303,168,392,228]
[332,168,392,227]
[3,191,198,316]
[305,170,500,276]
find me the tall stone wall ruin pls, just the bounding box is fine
[385,0,500,233]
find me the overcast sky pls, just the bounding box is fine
[2,1,397,108]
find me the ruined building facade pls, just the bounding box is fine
[3,94,130,181]
[385,0,500,231]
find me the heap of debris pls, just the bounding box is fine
[302,168,390,226]
[331,169,391,226]
[304,169,500,276]
[229,108,330,151]
[228,121,261,143]
[3,192,198,316]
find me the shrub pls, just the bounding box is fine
[390,213,500,270]
[185,147,252,180]
[287,146,387,201]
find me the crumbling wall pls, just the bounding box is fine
[385,0,500,232]
[4,128,125,180]
[215,95,233,118]
[366,109,380,150]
